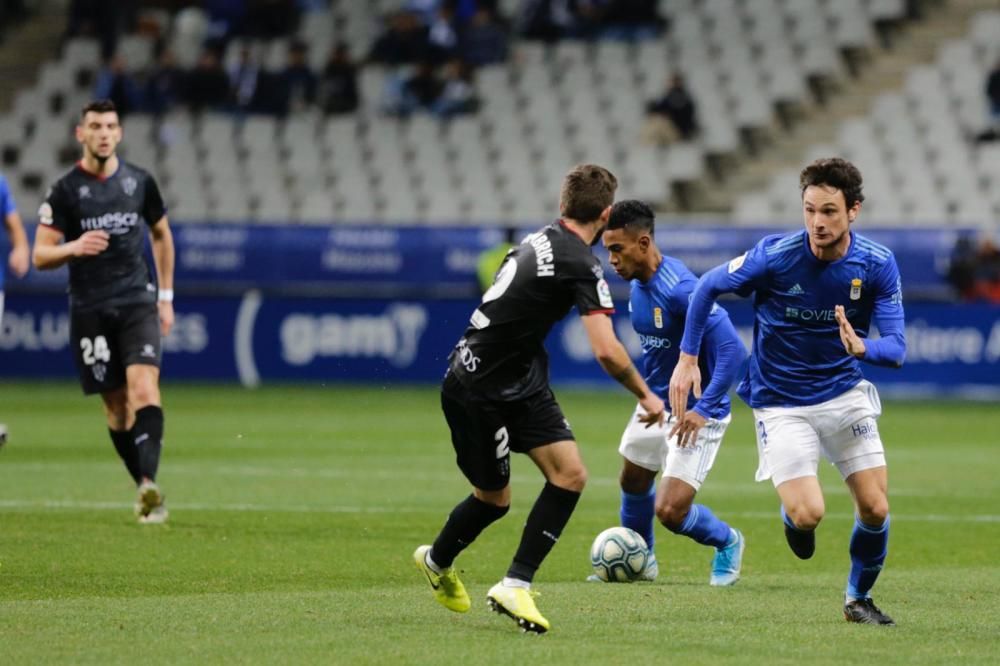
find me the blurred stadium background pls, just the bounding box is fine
[0,0,998,394]
[2,3,1000,661]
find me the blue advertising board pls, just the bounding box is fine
[2,292,998,398]
[1,223,972,299]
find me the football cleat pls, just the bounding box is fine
[486,582,550,634]
[784,522,815,560]
[710,528,745,586]
[637,550,659,581]
[139,503,169,524]
[135,480,165,520]
[412,545,470,613]
[844,598,896,626]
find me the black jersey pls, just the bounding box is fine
[449,220,616,401]
[39,161,167,312]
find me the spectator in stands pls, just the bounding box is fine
[459,6,509,66]
[65,0,133,59]
[599,0,664,40]
[432,59,480,117]
[144,46,185,116]
[517,0,578,42]
[229,42,262,114]
[185,48,231,112]
[278,40,318,115]
[94,54,142,117]
[642,73,698,144]
[404,61,445,114]
[245,0,299,39]
[988,58,1000,125]
[947,234,1000,303]
[973,59,1000,143]
[368,10,433,65]
[427,2,460,64]
[204,0,247,47]
[320,43,360,115]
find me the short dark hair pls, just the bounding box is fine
[800,157,865,208]
[560,164,618,223]
[607,199,655,236]
[81,99,118,118]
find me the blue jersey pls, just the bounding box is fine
[0,174,17,290]
[630,256,746,420]
[681,230,906,408]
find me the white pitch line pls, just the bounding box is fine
[1,499,998,523]
[0,463,965,498]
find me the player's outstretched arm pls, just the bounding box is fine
[32,226,109,270]
[4,209,29,278]
[581,313,664,427]
[149,216,175,336]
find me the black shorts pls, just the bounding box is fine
[440,371,575,491]
[70,303,161,395]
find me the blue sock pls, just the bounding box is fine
[620,482,656,551]
[846,514,889,600]
[669,504,732,549]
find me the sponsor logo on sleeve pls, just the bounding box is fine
[37,202,53,225]
[728,252,747,273]
[597,278,614,309]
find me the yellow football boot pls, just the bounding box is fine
[412,545,471,613]
[486,582,550,634]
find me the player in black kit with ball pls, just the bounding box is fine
[413,164,665,633]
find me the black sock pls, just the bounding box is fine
[431,494,509,569]
[507,482,581,583]
[132,405,164,482]
[109,428,141,485]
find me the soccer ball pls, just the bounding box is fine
[589,526,649,582]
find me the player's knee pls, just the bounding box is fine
[128,379,160,408]
[858,497,889,526]
[787,503,824,530]
[552,464,587,492]
[619,467,653,495]
[656,503,688,530]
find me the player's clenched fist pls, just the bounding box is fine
[73,230,110,256]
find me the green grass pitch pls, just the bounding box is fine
[1,381,997,664]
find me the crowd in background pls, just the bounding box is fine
[61,0,668,120]
[948,234,1000,304]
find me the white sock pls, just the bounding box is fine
[424,551,444,574]
[502,577,530,589]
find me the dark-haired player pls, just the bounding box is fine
[597,199,746,586]
[413,164,665,633]
[33,100,175,524]
[670,158,905,625]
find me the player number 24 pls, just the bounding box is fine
[80,336,111,365]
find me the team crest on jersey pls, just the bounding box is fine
[121,176,137,196]
[653,307,663,328]
[78,185,91,199]
[92,363,107,382]
[850,278,862,300]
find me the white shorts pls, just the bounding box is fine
[618,403,731,491]
[753,379,886,487]
[0,291,4,323]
